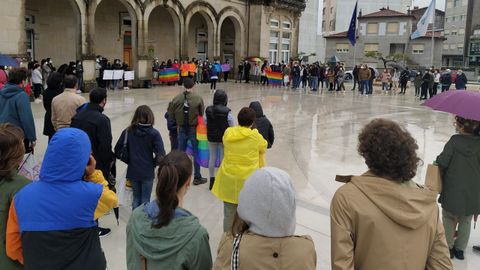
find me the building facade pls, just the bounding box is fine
[442,0,471,66]
[298,0,320,61]
[324,8,444,69]
[1,0,305,86]
[321,0,411,35]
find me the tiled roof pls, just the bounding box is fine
[360,8,412,18]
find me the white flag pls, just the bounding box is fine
[411,0,435,40]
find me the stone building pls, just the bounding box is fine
[1,0,305,87]
[324,7,444,69]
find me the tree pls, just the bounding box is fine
[364,51,416,68]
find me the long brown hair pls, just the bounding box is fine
[154,151,192,228]
[0,123,25,179]
[129,105,155,131]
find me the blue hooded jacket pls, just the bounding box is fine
[0,83,36,141]
[14,128,102,232]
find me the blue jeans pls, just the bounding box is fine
[292,75,301,89]
[368,80,374,94]
[361,80,370,95]
[178,126,202,178]
[310,76,318,90]
[131,179,153,209]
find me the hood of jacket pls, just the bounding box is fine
[39,128,91,183]
[213,90,228,106]
[224,126,260,143]
[128,202,203,261]
[249,101,264,118]
[132,124,153,137]
[238,167,296,237]
[0,83,24,98]
[351,173,437,230]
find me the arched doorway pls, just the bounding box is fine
[220,18,236,67]
[94,0,137,68]
[25,0,81,64]
[147,6,180,60]
[187,12,215,60]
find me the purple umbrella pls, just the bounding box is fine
[422,90,480,121]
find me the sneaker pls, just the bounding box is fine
[449,248,455,259]
[454,249,464,260]
[193,177,207,185]
[76,90,82,94]
[473,245,480,252]
[98,227,111,238]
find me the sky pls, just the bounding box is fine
[317,0,445,34]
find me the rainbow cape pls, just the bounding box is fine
[186,116,221,168]
[266,71,283,86]
[159,68,179,82]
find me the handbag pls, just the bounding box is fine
[425,164,442,193]
[116,129,130,164]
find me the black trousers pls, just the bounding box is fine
[421,84,429,99]
[210,79,217,90]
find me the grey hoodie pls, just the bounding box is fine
[237,167,296,237]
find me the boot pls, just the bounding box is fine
[209,177,215,190]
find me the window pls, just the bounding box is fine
[270,19,279,28]
[453,0,460,7]
[367,23,379,34]
[387,22,399,35]
[282,21,291,30]
[450,44,457,50]
[330,7,334,13]
[474,29,480,35]
[443,44,450,50]
[445,29,450,35]
[282,32,291,39]
[270,31,279,38]
[336,43,350,53]
[460,15,466,21]
[445,17,449,23]
[322,20,326,31]
[323,7,326,15]
[412,44,424,54]
[281,44,290,63]
[446,0,453,8]
[269,43,278,50]
[329,20,335,30]
[451,29,457,35]
[458,43,464,51]
[364,43,379,53]
[451,16,456,22]
[269,42,278,63]
[459,28,465,35]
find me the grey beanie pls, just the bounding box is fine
[237,167,296,237]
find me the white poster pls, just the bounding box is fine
[113,70,124,80]
[124,71,135,81]
[102,70,114,80]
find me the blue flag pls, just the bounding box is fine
[347,2,358,46]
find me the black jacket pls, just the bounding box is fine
[42,86,64,137]
[249,101,274,149]
[115,124,165,181]
[206,90,231,143]
[71,103,113,177]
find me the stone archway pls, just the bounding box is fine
[25,0,83,63]
[145,4,182,60]
[184,2,218,60]
[93,0,140,68]
[217,10,245,75]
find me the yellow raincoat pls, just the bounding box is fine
[212,126,267,204]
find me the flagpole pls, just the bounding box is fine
[431,0,435,67]
[353,45,357,66]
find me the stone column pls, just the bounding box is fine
[0,0,27,57]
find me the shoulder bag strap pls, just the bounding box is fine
[123,129,128,146]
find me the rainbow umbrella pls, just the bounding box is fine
[247,57,263,63]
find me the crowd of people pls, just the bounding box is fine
[1,62,480,270]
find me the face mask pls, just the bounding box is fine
[50,61,53,64]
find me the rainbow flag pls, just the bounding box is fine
[186,116,221,168]
[266,71,283,86]
[159,68,179,82]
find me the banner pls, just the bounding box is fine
[266,71,283,86]
[124,71,135,81]
[102,70,113,80]
[186,116,221,168]
[221,64,231,72]
[113,70,124,80]
[159,68,179,82]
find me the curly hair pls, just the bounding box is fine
[358,119,420,183]
[0,123,25,179]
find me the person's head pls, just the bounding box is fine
[458,69,463,74]
[213,89,228,106]
[237,107,256,127]
[233,167,296,237]
[47,58,52,64]
[358,119,420,182]
[154,151,193,228]
[63,75,78,89]
[129,105,155,131]
[183,78,195,91]
[455,116,480,135]
[47,72,64,91]
[41,128,91,182]
[34,63,40,70]
[384,69,388,73]
[7,67,28,85]
[89,87,107,107]
[0,123,25,179]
